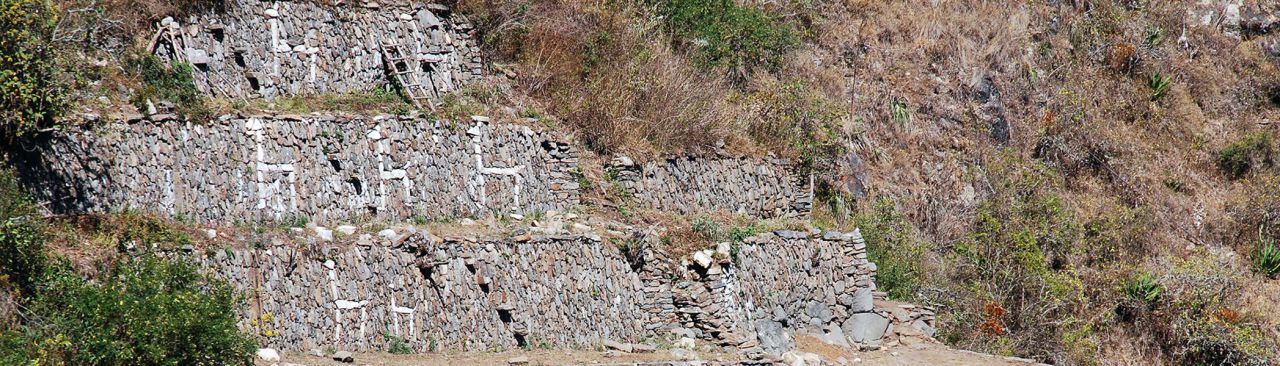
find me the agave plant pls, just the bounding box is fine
[1254,225,1280,277]
[1126,273,1163,304]
[1148,72,1171,101]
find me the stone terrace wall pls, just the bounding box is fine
[159,0,480,99]
[610,156,812,219]
[19,115,578,223]
[203,235,650,352]
[185,228,892,355]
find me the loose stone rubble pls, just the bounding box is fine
[153,0,482,100]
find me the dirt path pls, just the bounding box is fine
[263,343,1042,366]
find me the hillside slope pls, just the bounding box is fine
[2,0,1280,365]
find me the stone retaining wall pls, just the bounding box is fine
[610,156,812,219]
[18,115,578,223]
[204,234,649,352]
[20,117,820,225]
[186,228,905,355]
[157,0,481,100]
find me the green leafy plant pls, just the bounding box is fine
[0,217,45,299]
[129,54,207,118]
[855,198,931,301]
[0,167,45,299]
[655,0,798,77]
[386,334,414,354]
[1147,72,1171,101]
[891,99,910,125]
[0,0,66,137]
[1125,273,1163,304]
[9,255,256,365]
[1144,26,1165,48]
[729,225,760,242]
[1253,227,1280,277]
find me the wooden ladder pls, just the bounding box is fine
[379,40,435,111]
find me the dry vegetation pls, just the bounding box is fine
[7,0,1280,364]
[458,0,1280,364]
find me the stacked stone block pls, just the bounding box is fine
[610,155,812,219]
[22,115,578,223]
[182,228,896,354]
[159,0,481,99]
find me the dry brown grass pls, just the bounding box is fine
[775,0,1280,364]
[456,0,853,160]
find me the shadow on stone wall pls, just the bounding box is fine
[5,131,112,215]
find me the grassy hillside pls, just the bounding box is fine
[3,0,1280,364]
[459,0,1280,364]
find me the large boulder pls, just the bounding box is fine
[842,312,890,347]
[755,319,794,355]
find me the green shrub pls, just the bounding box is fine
[11,255,256,365]
[1180,319,1277,366]
[0,217,45,299]
[129,54,207,118]
[743,78,846,175]
[386,334,413,354]
[890,99,910,125]
[942,154,1090,363]
[0,167,44,299]
[1124,273,1162,304]
[0,0,66,137]
[1216,133,1273,179]
[655,0,798,76]
[855,198,930,301]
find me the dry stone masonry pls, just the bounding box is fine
[609,155,813,219]
[183,227,927,356]
[23,117,819,225]
[21,115,578,223]
[153,0,481,100]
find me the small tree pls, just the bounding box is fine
[0,0,66,138]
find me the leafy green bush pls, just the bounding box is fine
[942,154,1093,362]
[1216,133,1273,179]
[0,167,44,299]
[855,198,931,301]
[743,78,846,175]
[655,0,798,76]
[386,334,413,354]
[129,54,207,118]
[1157,254,1277,365]
[0,0,66,137]
[0,217,45,299]
[8,255,256,365]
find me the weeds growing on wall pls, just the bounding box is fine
[128,54,208,119]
